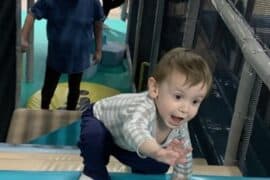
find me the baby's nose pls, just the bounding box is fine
[179,103,188,113]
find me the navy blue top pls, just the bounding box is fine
[31,0,104,73]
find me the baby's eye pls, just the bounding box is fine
[175,95,182,100]
[193,100,201,105]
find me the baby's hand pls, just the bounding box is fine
[166,139,192,164]
[154,147,180,166]
[154,139,192,166]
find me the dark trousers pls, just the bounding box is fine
[41,66,83,110]
[102,0,125,17]
[77,104,169,180]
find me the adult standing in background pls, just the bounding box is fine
[21,0,105,110]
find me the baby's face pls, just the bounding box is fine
[152,71,208,129]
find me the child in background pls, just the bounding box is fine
[78,47,213,180]
[21,0,104,110]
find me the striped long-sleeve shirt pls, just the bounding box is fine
[93,92,192,178]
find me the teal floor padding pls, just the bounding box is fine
[0,171,268,180]
[20,12,131,107]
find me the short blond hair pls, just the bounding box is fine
[151,47,212,93]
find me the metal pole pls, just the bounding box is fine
[25,0,35,82]
[239,75,262,173]
[265,98,270,127]
[182,0,201,49]
[125,0,133,44]
[211,0,270,91]
[229,0,256,74]
[224,62,256,165]
[132,0,144,83]
[148,0,166,76]
[125,44,136,92]
[211,0,270,165]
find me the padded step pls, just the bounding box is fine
[0,144,241,176]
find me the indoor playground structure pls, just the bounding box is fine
[1,0,270,179]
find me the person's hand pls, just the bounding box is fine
[21,36,29,53]
[92,50,102,64]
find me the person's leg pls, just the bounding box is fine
[110,0,125,9]
[102,0,112,17]
[66,72,83,110]
[112,145,169,174]
[78,104,112,180]
[41,66,61,109]
[102,0,125,17]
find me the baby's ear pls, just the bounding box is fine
[147,77,158,98]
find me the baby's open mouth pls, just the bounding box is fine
[170,115,184,125]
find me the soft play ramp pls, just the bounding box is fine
[6,108,81,144]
